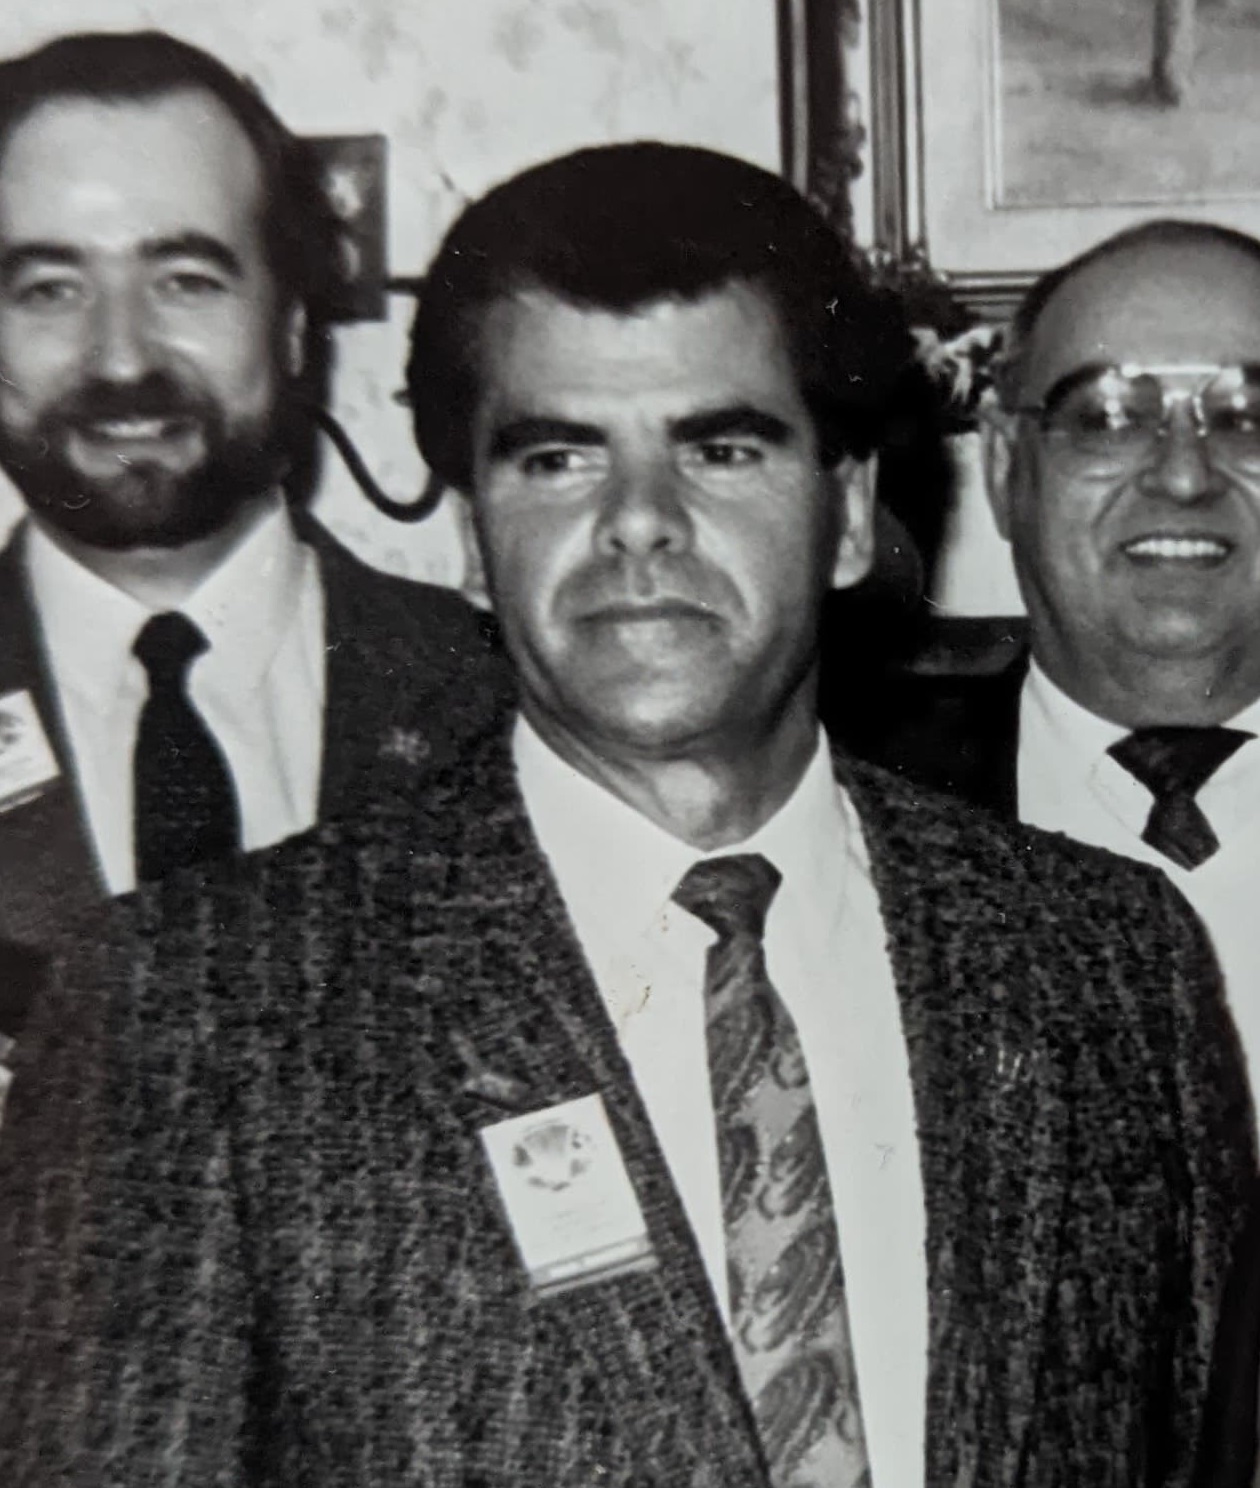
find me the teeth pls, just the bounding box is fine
[87,419,171,439]
[1124,536,1229,560]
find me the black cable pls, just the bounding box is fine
[308,403,448,523]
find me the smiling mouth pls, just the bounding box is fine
[1121,534,1234,565]
[76,417,196,443]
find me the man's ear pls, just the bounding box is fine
[979,400,1018,541]
[828,455,877,590]
[283,303,307,379]
[456,495,493,610]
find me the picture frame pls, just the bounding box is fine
[786,0,1260,321]
[306,134,389,323]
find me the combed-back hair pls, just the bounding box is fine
[406,142,913,489]
[0,29,340,319]
[999,217,1260,404]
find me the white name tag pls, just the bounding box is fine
[0,690,59,813]
[479,1093,655,1295]
[0,1039,13,1135]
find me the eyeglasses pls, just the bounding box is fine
[1014,362,1260,474]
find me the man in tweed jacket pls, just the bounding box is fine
[1,145,1253,1488]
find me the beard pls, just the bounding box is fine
[0,370,296,551]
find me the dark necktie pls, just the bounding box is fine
[673,854,869,1488]
[1108,725,1253,870]
[132,613,240,882]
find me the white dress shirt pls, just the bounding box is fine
[26,498,326,894]
[515,719,927,1488]
[1018,662,1260,1107]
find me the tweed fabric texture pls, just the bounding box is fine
[0,720,1252,1488]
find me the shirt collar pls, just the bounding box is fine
[1022,660,1129,766]
[24,494,306,705]
[512,714,844,944]
[181,499,310,696]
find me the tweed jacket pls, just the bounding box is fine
[1194,1175,1260,1488]
[0,722,1251,1488]
[0,514,506,949]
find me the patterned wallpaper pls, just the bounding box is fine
[0,0,780,586]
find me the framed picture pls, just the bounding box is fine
[789,0,1260,319]
[306,134,389,323]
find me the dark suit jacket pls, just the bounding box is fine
[837,646,1029,819]
[0,515,506,947]
[0,716,1251,1488]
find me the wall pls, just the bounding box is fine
[846,23,1024,618]
[0,0,781,585]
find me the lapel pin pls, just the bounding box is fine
[380,727,430,767]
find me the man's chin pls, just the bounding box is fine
[13,453,281,552]
[25,479,221,551]
[1114,605,1239,661]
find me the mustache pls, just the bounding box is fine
[50,373,212,425]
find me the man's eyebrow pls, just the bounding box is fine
[487,417,607,461]
[0,235,245,285]
[669,405,794,446]
[141,233,244,278]
[1036,363,1119,407]
[0,243,82,281]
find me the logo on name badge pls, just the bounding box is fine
[512,1118,593,1191]
[0,691,59,813]
[480,1093,656,1296]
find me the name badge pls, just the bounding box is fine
[0,1034,13,1135]
[479,1093,656,1296]
[0,691,60,813]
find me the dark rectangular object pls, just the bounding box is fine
[307,133,389,322]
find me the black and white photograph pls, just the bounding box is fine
[1,2,1259,1486]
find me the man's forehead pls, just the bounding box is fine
[1019,238,1260,397]
[0,87,266,241]
[475,282,799,407]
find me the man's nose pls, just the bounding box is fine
[88,285,157,384]
[593,461,693,559]
[1137,409,1227,504]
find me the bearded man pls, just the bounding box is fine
[0,31,502,943]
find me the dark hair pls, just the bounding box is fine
[1000,217,1260,403]
[0,30,340,318]
[406,142,912,489]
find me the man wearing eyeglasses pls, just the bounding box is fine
[868,218,1260,1101]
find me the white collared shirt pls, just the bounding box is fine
[515,718,927,1488]
[1019,663,1260,1109]
[26,498,325,894]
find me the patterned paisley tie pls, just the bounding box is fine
[1108,725,1253,870]
[673,854,870,1488]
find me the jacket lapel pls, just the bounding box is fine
[423,726,769,1483]
[839,752,1072,1488]
[305,519,509,819]
[0,527,102,941]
